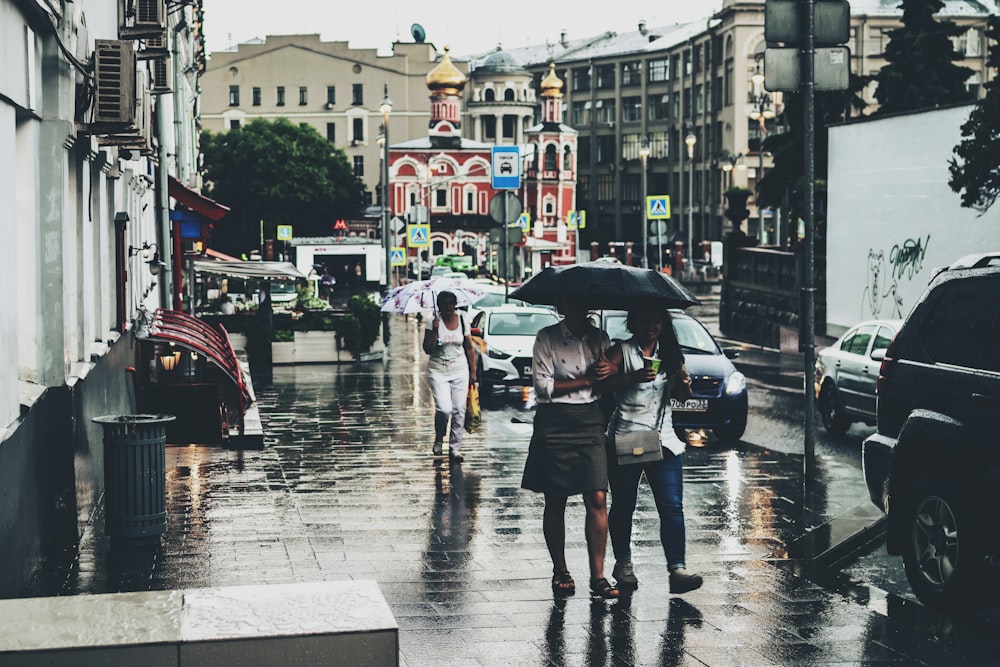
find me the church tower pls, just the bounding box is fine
[425,46,467,149]
[524,63,578,269]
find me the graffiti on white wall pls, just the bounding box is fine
[862,235,930,320]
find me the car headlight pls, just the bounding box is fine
[487,347,511,360]
[724,371,746,396]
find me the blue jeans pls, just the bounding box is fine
[608,449,686,571]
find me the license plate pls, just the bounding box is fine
[671,398,708,412]
[523,365,532,376]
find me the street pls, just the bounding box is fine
[14,312,1000,666]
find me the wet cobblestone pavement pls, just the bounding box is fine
[20,317,1000,665]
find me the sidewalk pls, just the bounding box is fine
[17,317,950,666]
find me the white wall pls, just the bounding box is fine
[826,105,1000,335]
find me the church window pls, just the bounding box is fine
[544,144,558,171]
[563,146,572,171]
[484,88,496,102]
[504,88,515,101]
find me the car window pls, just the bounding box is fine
[488,312,558,336]
[604,314,630,342]
[673,318,720,355]
[920,276,1000,368]
[843,326,875,355]
[871,326,894,357]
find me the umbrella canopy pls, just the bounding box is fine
[509,261,701,310]
[380,278,488,315]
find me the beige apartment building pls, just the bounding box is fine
[200,0,994,259]
[200,34,467,213]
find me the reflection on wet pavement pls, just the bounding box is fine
[19,318,1000,665]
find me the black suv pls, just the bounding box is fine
[862,252,1000,611]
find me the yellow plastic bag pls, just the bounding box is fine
[465,384,482,433]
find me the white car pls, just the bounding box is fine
[470,305,560,395]
[814,318,903,435]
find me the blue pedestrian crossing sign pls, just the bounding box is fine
[646,196,671,220]
[407,224,430,248]
[567,210,587,229]
[390,247,406,267]
[491,146,520,190]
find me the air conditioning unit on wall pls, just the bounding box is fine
[120,0,166,39]
[93,39,136,126]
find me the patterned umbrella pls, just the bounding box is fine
[379,277,487,314]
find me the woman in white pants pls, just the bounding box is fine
[422,291,477,462]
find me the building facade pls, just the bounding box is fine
[1,0,205,595]
[200,34,460,219]
[487,0,995,263]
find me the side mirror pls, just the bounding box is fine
[471,327,483,337]
[871,348,887,361]
[723,347,740,360]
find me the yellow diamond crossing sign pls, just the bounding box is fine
[407,224,430,248]
[390,247,406,267]
[646,196,671,220]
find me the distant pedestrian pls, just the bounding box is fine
[320,268,335,302]
[354,261,363,286]
[422,291,477,462]
[220,295,236,315]
[603,302,702,595]
[520,299,619,600]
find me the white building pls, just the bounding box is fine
[0,0,204,595]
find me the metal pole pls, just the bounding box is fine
[502,194,509,303]
[759,148,765,243]
[382,121,391,289]
[803,0,818,480]
[640,153,648,268]
[687,142,694,276]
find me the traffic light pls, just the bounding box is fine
[763,0,851,92]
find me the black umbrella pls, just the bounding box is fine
[509,261,700,310]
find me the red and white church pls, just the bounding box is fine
[387,49,580,279]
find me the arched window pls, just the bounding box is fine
[544,144,558,171]
[484,88,496,102]
[504,88,515,101]
[563,146,572,171]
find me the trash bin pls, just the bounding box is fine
[92,414,176,546]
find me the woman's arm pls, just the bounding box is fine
[463,335,477,385]
[601,343,655,390]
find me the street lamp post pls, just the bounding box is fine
[638,140,650,268]
[379,84,393,288]
[749,66,775,244]
[684,132,696,276]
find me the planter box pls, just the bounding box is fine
[270,332,385,364]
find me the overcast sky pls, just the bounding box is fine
[201,1,724,58]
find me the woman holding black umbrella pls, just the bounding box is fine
[520,299,619,600]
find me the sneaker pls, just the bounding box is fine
[432,441,443,457]
[612,560,638,589]
[669,568,703,594]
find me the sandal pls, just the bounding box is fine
[551,571,575,596]
[589,577,620,600]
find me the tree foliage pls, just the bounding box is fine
[873,0,974,116]
[948,16,1000,214]
[757,74,871,224]
[200,118,365,256]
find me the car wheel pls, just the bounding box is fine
[901,474,988,612]
[713,417,747,443]
[819,384,850,435]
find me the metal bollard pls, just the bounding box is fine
[92,414,176,546]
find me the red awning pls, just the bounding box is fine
[147,308,252,417]
[168,176,230,222]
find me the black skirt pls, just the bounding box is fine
[521,402,609,495]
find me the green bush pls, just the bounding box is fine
[334,295,380,357]
[273,329,295,342]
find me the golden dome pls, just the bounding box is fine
[539,62,564,98]
[426,46,467,95]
